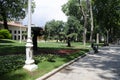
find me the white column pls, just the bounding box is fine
[23,0,38,71]
[19,19,22,43]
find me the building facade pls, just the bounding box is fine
[0,21,27,40]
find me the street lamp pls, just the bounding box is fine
[23,0,38,71]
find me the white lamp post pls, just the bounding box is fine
[23,0,38,71]
[19,19,22,43]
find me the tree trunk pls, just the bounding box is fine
[2,13,9,29]
[89,0,94,43]
[67,37,71,47]
[107,30,109,44]
[32,35,38,51]
[79,0,87,46]
[96,33,99,44]
[83,17,87,46]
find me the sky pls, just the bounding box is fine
[22,0,68,27]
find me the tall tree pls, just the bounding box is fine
[89,0,94,43]
[62,0,89,46]
[65,16,82,47]
[44,20,65,41]
[0,0,35,29]
[78,0,88,46]
[93,0,120,43]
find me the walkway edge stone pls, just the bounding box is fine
[36,52,88,80]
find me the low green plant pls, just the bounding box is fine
[47,54,57,62]
[0,39,90,80]
[0,55,25,75]
[0,29,11,39]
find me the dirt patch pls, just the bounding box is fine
[36,48,80,55]
[57,49,80,55]
[0,48,80,56]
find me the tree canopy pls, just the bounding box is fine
[93,0,120,42]
[44,20,65,41]
[0,0,35,29]
[62,0,90,46]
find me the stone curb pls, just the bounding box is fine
[36,52,88,80]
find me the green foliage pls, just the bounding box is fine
[46,54,56,62]
[67,33,77,40]
[0,0,26,20]
[0,0,35,20]
[45,0,90,43]
[44,20,65,41]
[65,50,88,60]
[59,32,66,41]
[0,34,4,39]
[0,29,11,39]
[0,50,89,80]
[0,39,90,80]
[44,17,83,42]
[0,0,35,29]
[62,0,82,19]
[0,55,25,75]
[66,16,83,41]
[93,0,120,40]
[62,0,89,44]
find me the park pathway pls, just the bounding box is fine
[45,45,120,80]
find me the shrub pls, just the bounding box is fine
[0,29,11,39]
[0,35,4,39]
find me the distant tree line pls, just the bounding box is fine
[1,0,120,47]
[44,0,120,46]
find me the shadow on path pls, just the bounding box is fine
[47,46,120,80]
[70,46,120,80]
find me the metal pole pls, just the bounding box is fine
[23,0,38,71]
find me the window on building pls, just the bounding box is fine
[18,31,20,34]
[14,30,16,34]
[18,36,20,40]
[9,30,12,33]
[14,35,16,40]
[22,35,24,40]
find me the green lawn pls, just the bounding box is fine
[0,39,90,80]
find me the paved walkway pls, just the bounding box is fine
[46,45,120,80]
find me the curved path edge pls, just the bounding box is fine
[36,52,89,80]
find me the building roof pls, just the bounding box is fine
[0,21,27,28]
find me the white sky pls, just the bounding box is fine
[23,0,68,27]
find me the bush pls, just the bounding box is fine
[0,29,11,39]
[0,35,4,39]
[0,55,25,75]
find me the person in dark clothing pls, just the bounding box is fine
[91,43,98,53]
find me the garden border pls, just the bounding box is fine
[36,52,89,80]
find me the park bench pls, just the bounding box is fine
[91,43,99,53]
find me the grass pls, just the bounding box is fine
[0,39,26,55]
[0,56,65,80]
[0,39,90,80]
[38,41,90,49]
